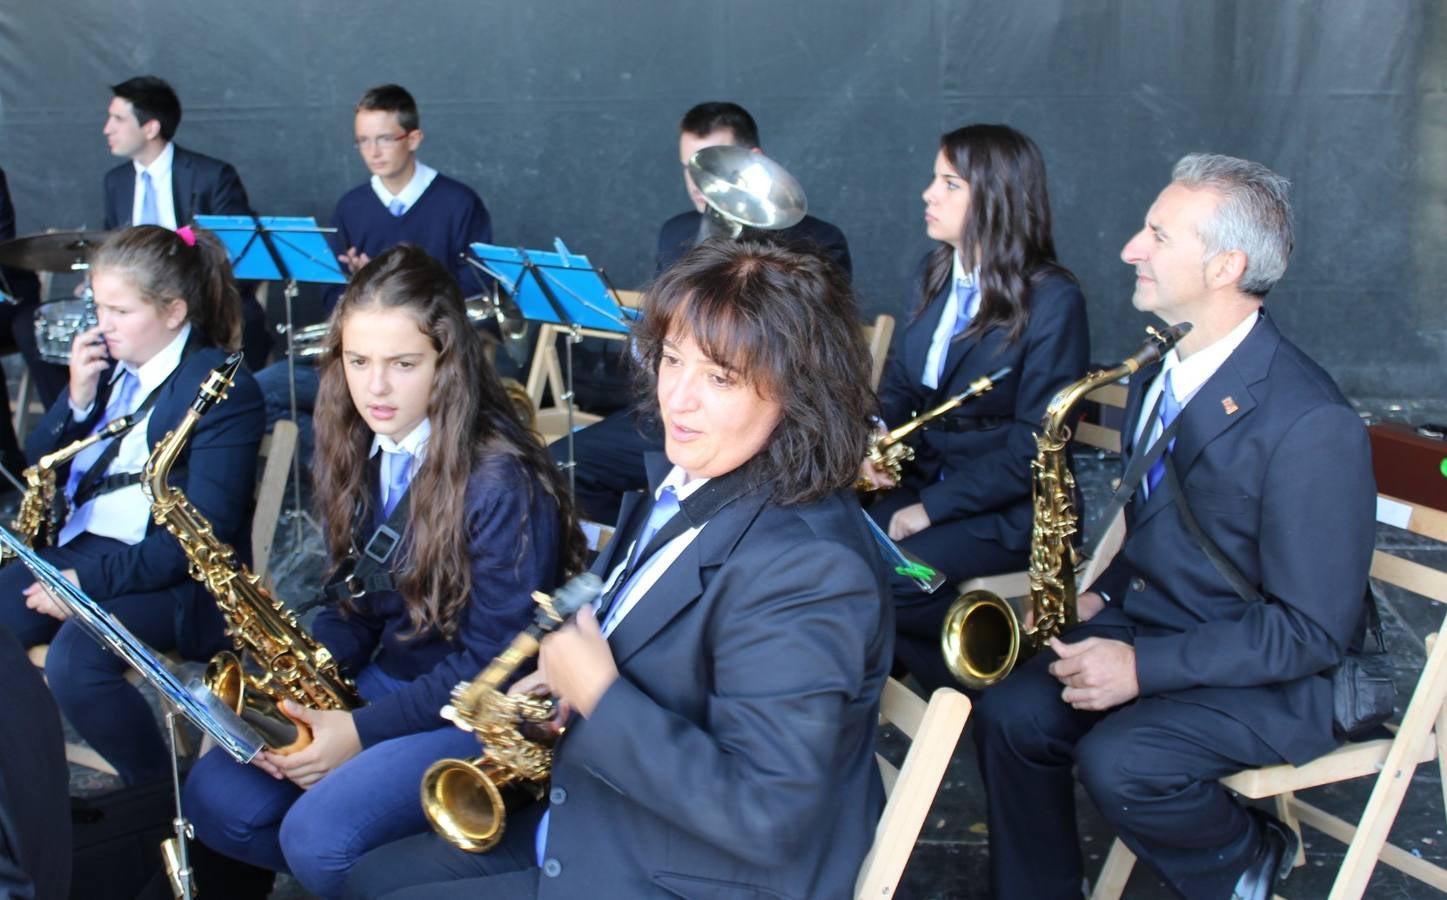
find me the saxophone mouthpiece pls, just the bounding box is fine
[984,366,1012,385]
[191,351,246,415]
[543,573,604,627]
[1129,322,1193,372]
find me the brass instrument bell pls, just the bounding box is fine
[687,145,808,237]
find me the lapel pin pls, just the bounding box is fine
[1221,396,1239,415]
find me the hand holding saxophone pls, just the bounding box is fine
[537,603,616,719]
[258,701,363,788]
[1047,636,1138,711]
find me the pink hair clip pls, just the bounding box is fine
[176,225,197,247]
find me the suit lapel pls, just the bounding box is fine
[1132,314,1276,529]
[171,147,194,225]
[607,483,770,667]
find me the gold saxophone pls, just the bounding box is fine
[940,323,1192,689]
[142,351,360,752]
[0,414,137,564]
[857,366,1011,491]
[421,573,602,852]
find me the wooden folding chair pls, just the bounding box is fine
[861,314,896,391]
[855,678,971,898]
[1091,494,1447,900]
[251,419,298,585]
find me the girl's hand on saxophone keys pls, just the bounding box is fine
[23,568,80,620]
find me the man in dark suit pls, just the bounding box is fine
[346,240,889,900]
[972,154,1377,900]
[554,101,853,526]
[101,76,269,368]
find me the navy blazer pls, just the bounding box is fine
[1087,312,1376,765]
[538,455,891,899]
[311,453,558,748]
[876,265,1090,551]
[656,210,853,279]
[103,145,251,229]
[25,342,263,644]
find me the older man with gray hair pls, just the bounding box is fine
[972,153,1376,900]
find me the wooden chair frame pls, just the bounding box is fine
[1090,495,1447,899]
[855,679,971,898]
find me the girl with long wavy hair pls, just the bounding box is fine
[184,244,584,897]
[0,224,261,787]
[862,123,1091,694]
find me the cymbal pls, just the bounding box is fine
[688,145,807,235]
[0,230,114,272]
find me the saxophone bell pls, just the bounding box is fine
[939,325,1192,689]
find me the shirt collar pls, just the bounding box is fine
[369,161,437,211]
[1158,309,1261,403]
[134,141,175,179]
[951,251,979,288]
[369,417,432,460]
[115,323,190,394]
[659,464,711,503]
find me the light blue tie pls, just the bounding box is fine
[387,198,407,217]
[60,370,140,543]
[535,485,682,865]
[138,171,160,226]
[1146,370,1181,495]
[934,278,980,384]
[382,449,412,517]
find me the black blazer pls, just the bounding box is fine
[26,342,264,653]
[876,265,1090,551]
[0,168,40,306]
[103,145,251,229]
[1088,312,1376,765]
[656,210,853,279]
[538,455,891,899]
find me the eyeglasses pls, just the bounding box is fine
[353,132,411,151]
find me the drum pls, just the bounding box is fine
[34,298,99,364]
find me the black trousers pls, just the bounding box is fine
[549,407,661,526]
[971,631,1284,900]
[342,801,543,899]
[867,484,1028,695]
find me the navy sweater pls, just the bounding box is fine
[327,173,492,309]
[311,453,560,747]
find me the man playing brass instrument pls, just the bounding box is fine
[973,155,1376,900]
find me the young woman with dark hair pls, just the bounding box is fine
[0,224,262,786]
[863,123,1092,694]
[183,244,583,897]
[344,239,892,900]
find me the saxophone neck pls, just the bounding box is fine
[143,411,201,502]
[884,365,1013,446]
[36,413,135,471]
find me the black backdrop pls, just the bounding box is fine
[1,0,1441,409]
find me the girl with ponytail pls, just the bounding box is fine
[0,223,264,786]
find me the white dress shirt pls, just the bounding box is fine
[368,417,432,506]
[921,252,981,389]
[598,467,710,636]
[67,324,191,545]
[370,161,437,215]
[131,141,177,230]
[1132,310,1260,496]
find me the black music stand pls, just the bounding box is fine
[469,240,633,491]
[195,215,345,551]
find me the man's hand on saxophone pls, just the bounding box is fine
[22,567,79,620]
[256,701,363,789]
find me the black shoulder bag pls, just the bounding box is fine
[1160,459,1394,740]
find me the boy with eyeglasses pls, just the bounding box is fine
[255,84,492,462]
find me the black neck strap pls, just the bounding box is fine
[70,355,192,510]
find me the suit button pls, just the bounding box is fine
[549,786,567,805]
[543,858,562,878]
[1130,577,1146,593]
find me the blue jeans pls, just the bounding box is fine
[256,359,318,467]
[184,664,483,898]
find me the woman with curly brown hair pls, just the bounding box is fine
[184,244,584,897]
